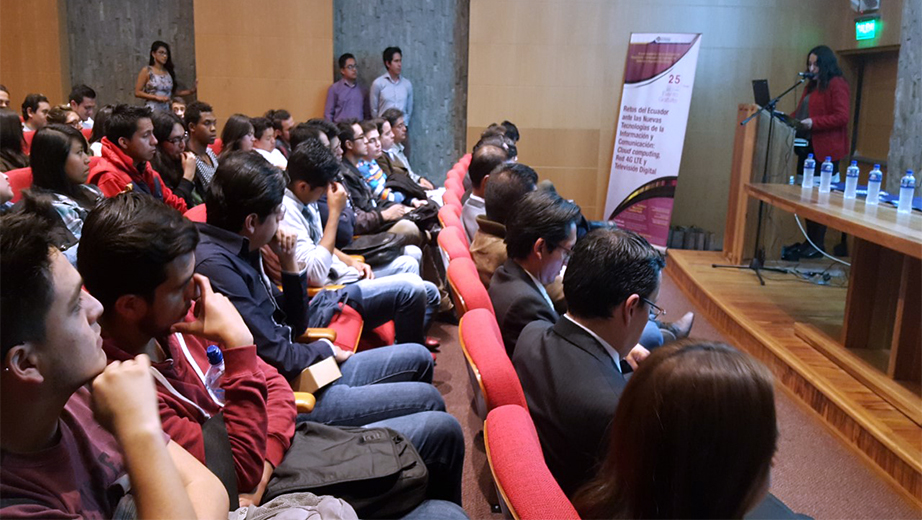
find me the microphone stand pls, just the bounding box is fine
[712,77,806,285]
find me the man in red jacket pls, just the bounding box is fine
[88,104,188,213]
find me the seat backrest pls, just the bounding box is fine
[183,203,208,222]
[445,177,464,198]
[485,405,581,520]
[437,225,472,262]
[459,309,529,415]
[208,138,223,156]
[442,189,462,210]
[81,127,93,140]
[22,130,35,155]
[438,204,464,231]
[459,153,472,169]
[446,257,494,317]
[6,167,33,203]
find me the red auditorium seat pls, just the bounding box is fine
[485,405,580,520]
[183,203,208,222]
[459,308,529,419]
[22,131,34,155]
[81,128,93,141]
[438,204,464,232]
[6,167,33,203]
[447,257,494,317]
[438,225,472,262]
[445,177,464,198]
[459,153,472,168]
[442,189,462,210]
[208,138,223,155]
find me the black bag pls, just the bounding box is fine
[403,202,440,233]
[341,232,406,266]
[262,422,428,519]
[385,172,427,201]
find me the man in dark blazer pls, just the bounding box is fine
[513,229,666,496]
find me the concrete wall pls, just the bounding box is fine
[887,0,922,194]
[334,0,470,184]
[64,0,196,109]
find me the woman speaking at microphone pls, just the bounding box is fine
[786,45,850,260]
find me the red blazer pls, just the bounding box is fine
[89,137,188,212]
[792,76,850,161]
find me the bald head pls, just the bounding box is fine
[470,145,507,191]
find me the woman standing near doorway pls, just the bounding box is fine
[134,41,197,112]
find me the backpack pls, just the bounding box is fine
[340,232,406,267]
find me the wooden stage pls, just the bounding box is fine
[666,249,922,505]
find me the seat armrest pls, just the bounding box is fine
[293,392,315,413]
[297,328,337,343]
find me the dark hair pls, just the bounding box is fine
[105,104,152,144]
[360,119,379,135]
[250,116,274,140]
[264,109,291,131]
[485,162,537,225]
[68,84,96,104]
[506,140,518,159]
[505,190,581,260]
[337,119,360,143]
[206,151,286,232]
[469,144,507,189]
[306,118,338,140]
[481,124,506,140]
[78,192,199,311]
[380,108,404,128]
[219,114,254,159]
[0,109,28,170]
[563,229,665,319]
[473,134,507,155]
[21,93,49,121]
[288,139,340,189]
[500,120,519,142]
[383,46,402,66]
[150,111,185,188]
[184,100,213,127]
[290,123,324,151]
[338,53,355,69]
[806,45,844,92]
[30,124,93,205]
[172,96,186,106]
[1,193,70,357]
[148,41,177,93]
[88,104,115,145]
[0,84,8,95]
[573,341,777,519]
[46,105,76,126]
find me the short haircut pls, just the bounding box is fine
[505,190,581,260]
[473,134,507,154]
[507,140,518,159]
[171,96,186,105]
[383,46,402,65]
[105,104,152,143]
[78,192,199,311]
[289,123,324,151]
[338,53,355,69]
[1,194,69,357]
[206,151,286,232]
[68,84,96,104]
[563,229,665,320]
[264,109,291,131]
[381,108,404,128]
[485,163,538,225]
[337,119,360,143]
[481,124,506,140]
[360,119,379,135]
[288,139,340,189]
[501,120,519,142]
[250,116,274,140]
[469,144,507,189]
[46,104,75,126]
[183,100,213,127]
[0,84,8,94]
[21,93,49,120]
[306,118,338,140]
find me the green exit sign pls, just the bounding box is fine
[855,18,878,41]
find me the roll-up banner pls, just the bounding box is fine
[603,33,702,247]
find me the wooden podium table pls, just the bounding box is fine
[746,183,922,421]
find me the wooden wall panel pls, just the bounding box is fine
[193,0,332,127]
[856,51,899,163]
[0,0,68,106]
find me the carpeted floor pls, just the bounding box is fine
[429,272,922,519]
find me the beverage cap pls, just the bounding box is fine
[825,156,832,161]
[873,164,880,169]
[807,153,814,158]
[851,160,857,165]
[206,345,223,365]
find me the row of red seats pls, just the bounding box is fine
[437,155,580,519]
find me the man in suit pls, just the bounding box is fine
[513,229,665,496]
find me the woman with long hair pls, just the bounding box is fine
[150,110,198,206]
[88,104,115,156]
[217,114,256,160]
[573,341,778,519]
[134,41,197,112]
[0,109,29,172]
[28,123,103,264]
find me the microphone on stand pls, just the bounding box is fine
[798,72,815,79]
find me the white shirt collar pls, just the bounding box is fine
[562,314,622,373]
[469,194,484,203]
[520,264,555,310]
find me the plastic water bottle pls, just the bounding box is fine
[844,161,859,199]
[802,154,816,189]
[204,345,225,405]
[866,164,882,205]
[819,157,834,193]
[898,170,916,214]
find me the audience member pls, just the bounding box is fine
[462,145,506,242]
[0,84,9,109]
[300,119,355,248]
[27,124,102,264]
[171,96,187,118]
[501,119,519,142]
[265,109,295,158]
[0,109,29,172]
[0,203,227,518]
[88,104,114,156]
[46,104,83,130]
[88,104,188,212]
[573,341,778,519]
[251,116,288,169]
[325,53,367,123]
[217,114,256,160]
[306,118,343,160]
[290,122,328,150]
[68,84,97,129]
[358,119,421,206]
[513,229,663,495]
[380,108,433,189]
[184,101,219,192]
[21,93,50,132]
[150,110,198,206]
[193,151,446,426]
[135,40,196,112]
[370,47,413,127]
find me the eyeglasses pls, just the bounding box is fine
[640,297,665,319]
[344,64,357,70]
[554,243,573,261]
[167,133,188,145]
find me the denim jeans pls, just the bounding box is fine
[342,273,439,343]
[365,412,466,507]
[640,319,664,349]
[400,500,469,519]
[297,343,445,426]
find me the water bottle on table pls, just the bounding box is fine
[898,170,916,214]
[819,156,833,194]
[205,345,226,405]
[844,161,859,199]
[802,153,816,189]
[866,164,882,205]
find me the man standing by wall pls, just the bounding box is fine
[325,54,366,124]
[370,47,413,131]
